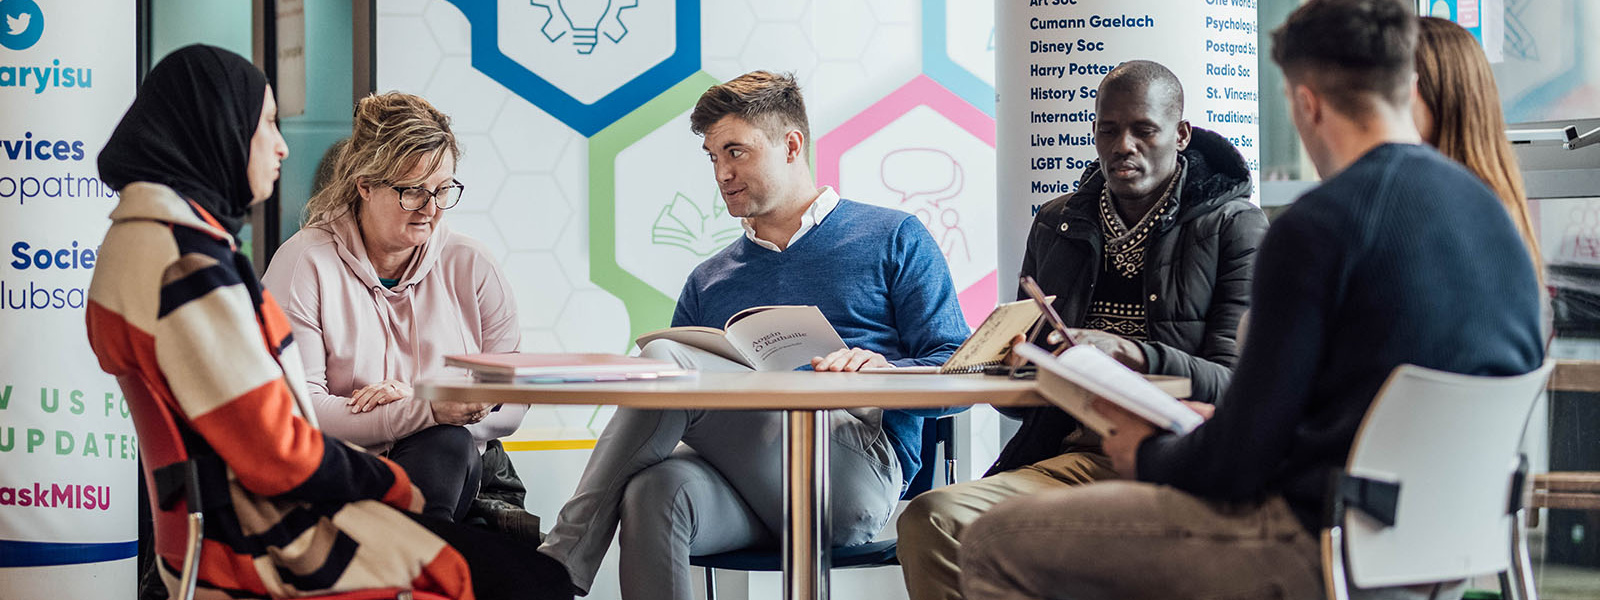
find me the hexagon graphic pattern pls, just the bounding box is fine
[374,1,1018,462]
[507,251,572,329]
[810,0,921,136]
[451,133,509,214]
[495,174,572,251]
[923,0,995,115]
[701,0,923,138]
[819,75,998,328]
[376,14,440,93]
[378,0,611,363]
[446,212,511,265]
[443,0,700,136]
[590,71,725,344]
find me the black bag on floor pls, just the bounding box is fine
[468,439,542,546]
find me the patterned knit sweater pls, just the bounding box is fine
[86,183,474,599]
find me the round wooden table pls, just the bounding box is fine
[418,371,1190,600]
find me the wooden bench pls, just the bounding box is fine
[1533,471,1600,511]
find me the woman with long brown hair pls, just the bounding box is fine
[1414,16,1544,278]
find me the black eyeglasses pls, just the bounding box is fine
[392,180,465,211]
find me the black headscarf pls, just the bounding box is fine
[99,44,269,236]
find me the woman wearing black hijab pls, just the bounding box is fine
[88,45,570,600]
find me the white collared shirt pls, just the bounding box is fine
[741,186,841,252]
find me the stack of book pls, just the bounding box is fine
[444,353,694,383]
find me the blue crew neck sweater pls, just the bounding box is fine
[672,199,971,491]
[1137,143,1544,531]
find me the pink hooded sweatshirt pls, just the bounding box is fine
[262,213,528,454]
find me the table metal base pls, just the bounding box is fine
[783,409,831,600]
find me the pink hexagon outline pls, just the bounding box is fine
[817,75,999,328]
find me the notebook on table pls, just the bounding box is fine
[444,352,693,383]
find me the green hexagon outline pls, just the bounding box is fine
[589,71,723,350]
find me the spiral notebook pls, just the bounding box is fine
[859,298,1049,374]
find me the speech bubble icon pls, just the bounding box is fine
[880,148,965,207]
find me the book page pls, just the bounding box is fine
[1017,343,1203,434]
[723,306,849,371]
[634,326,750,368]
[724,304,796,328]
[942,298,1046,372]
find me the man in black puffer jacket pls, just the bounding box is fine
[895,60,1267,600]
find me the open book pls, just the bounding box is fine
[860,298,1049,374]
[634,305,848,371]
[1015,343,1204,435]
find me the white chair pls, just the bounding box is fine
[1322,361,1553,600]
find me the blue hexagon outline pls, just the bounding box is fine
[922,0,995,117]
[443,0,700,137]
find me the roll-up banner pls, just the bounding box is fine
[1418,0,1503,62]
[0,0,138,597]
[997,1,1260,286]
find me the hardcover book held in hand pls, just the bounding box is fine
[1015,343,1204,435]
[634,305,848,371]
[444,353,692,383]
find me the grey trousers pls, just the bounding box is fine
[960,480,1466,600]
[537,340,901,600]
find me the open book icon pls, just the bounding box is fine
[1016,343,1204,435]
[651,192,742,256]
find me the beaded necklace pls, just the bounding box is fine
[1098,161,1183,278]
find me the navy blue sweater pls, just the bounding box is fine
[1137,144,1544,531]
[673,199,970,490]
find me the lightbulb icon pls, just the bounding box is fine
[529,0,638,55]
[559,0,610,54]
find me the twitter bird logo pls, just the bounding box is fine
[7,12,30,35]
[0,0,43,51]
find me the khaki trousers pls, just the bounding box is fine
[958,481,1467,600]
[960,481,1321,599]
[896,451,1116,600]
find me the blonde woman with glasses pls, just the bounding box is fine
[263,92,535,533]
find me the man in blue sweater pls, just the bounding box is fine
[539,71,969,600]
[960,1,1544,598]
